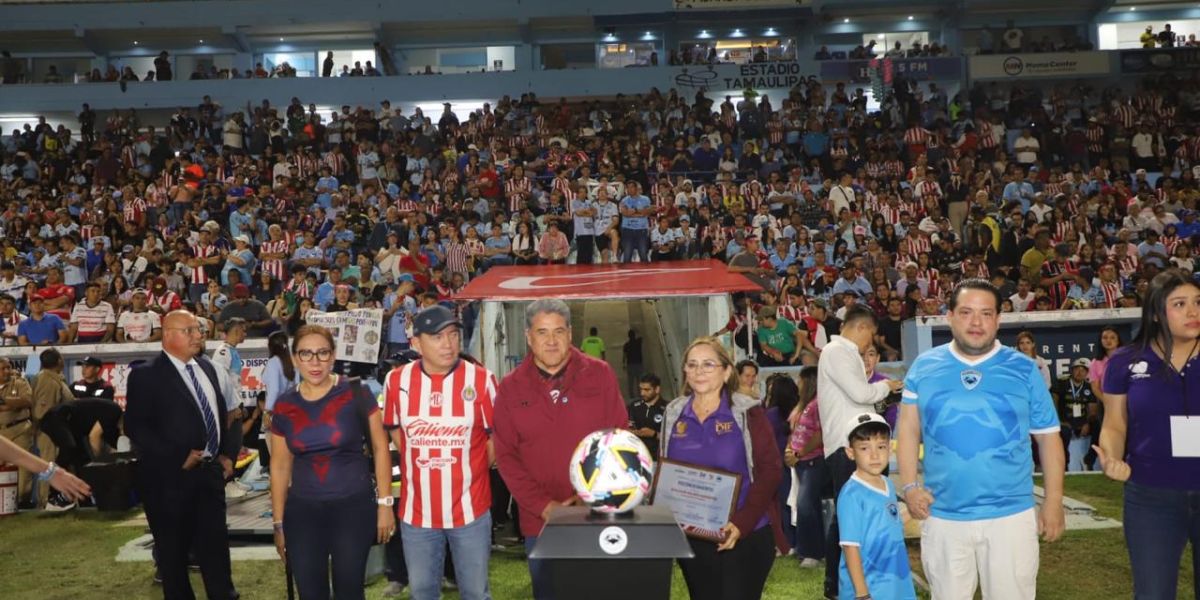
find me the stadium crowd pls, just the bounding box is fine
[1,65,1199,600]
[1,73,1197,363]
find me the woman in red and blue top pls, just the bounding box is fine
[1096,270,1200,600]
[660,337,782,600]
[268,325,394,600]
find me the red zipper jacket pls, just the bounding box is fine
[493,347,629,537]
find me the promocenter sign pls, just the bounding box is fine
[970,52,1111,80]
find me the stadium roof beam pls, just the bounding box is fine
[74,27,106,57]
[223,26,252,53]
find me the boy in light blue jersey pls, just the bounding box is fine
[897,279,1065,600]
[838,412,916,600]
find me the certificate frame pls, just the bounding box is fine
[649,458,742,542]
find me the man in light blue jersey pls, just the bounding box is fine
[897,279,1065,600]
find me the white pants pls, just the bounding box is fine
[920,508,1039,600]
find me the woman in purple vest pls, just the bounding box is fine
[1095,269,1200,600]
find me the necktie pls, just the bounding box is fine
[186,363,220,457]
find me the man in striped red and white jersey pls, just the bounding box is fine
[382,305,496,600]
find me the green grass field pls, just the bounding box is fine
[0,477,1191,599]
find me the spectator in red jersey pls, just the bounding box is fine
[269,325,394,600]
[382,305,497,600]
[38,267,75,322]
[494,299,628,600]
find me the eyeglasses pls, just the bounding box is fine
[164,326,203,336]
[684,360,722,374]
[296,348,334,362]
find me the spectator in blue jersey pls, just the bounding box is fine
[269,325,394,600]
[897,279,1065,600]
[837,413,917,600]
[618,180,652,263]
[17,295,67,345]
[1002,168,1036,212]
[1095,270,1200,600]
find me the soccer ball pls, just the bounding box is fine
[568,428,655,514]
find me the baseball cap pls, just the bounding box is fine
[413,305,461,336]
[232,283,250,298]
[122,244,135,253]
[1071,358,1091,370]
[234,235,251,244]
[131,288,148,297]
[82,356,103,368]
[397,273,415,283]
[845,412,891,442]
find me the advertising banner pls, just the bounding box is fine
[970,52,1111,80]
[673,0,808,9]
[1119,48,1200,73]
[305,308,384,364]
[671,62,817,92]
[820,57,964,83]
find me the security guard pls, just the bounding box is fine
[627,373,666,458]
[71,356,115,401]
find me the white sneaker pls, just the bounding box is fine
[799,557,822,568]
[224,482,247,499]
[381,581,406,597]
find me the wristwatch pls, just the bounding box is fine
[377,496,395,507]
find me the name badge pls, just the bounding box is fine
[1071,404,1083,419]
[1169,416,1200,458]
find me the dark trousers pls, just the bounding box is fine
[385,526,408,585]
[143,464,235,600]
[619,228,650,263]
[283,490,377,600]
[574,234,595,265]
[678,525,774,600]
[1123,482,1200,600]
[524,537,553,600]
[823,449,856,598]
[792,455,828,560]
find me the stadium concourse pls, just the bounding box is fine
[2,60,1200,598]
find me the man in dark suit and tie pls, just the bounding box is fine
[125,310,238,600]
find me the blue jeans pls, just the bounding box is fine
[400,511,492,600]
[1067,433,1091,473]
[792,455,827,560]
[619,228,650,263]
[1123,481,1200,600]
[523,536,553,600]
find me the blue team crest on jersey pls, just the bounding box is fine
[960,369,982,390]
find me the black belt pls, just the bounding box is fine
[1,417,30,429]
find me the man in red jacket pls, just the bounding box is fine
[493,298,628,600]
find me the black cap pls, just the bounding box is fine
[412,305,461,337]
[82,356,102,368]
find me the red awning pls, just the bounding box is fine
[454,259,761,301]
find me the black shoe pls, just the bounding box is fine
[153,568,163,585]
[17,500,35,511]
[45,492,77,513]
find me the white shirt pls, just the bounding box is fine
[117,310,160,341]
[165,353,222,455]
[816,335,892,457]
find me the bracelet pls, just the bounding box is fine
[855,595,873,600]
[272,521,284,531]
[36,461,58,482]
[900,482,922,497]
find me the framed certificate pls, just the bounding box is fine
[649,458,741,542]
